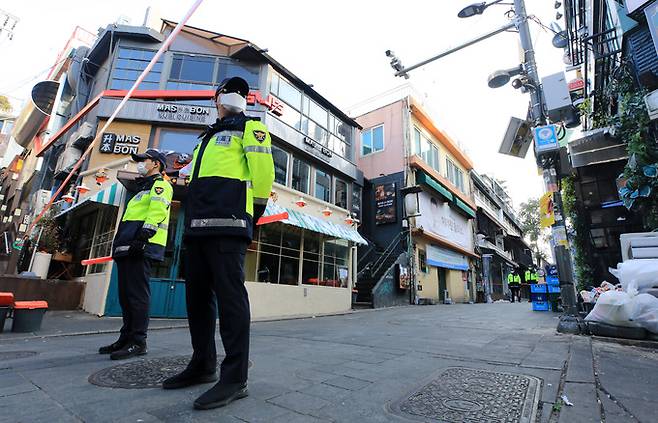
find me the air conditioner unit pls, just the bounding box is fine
[72,122,95,150]
[31,189,51,215]
[645,90,658,121]
[55,146,82,174]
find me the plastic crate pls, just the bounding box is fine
[532,301,550,311]
[546,276,559,285]
[548,285,561,293]
[530,284,547,293]
[530,293,547,302]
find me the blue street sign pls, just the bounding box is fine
[534,124,559,153]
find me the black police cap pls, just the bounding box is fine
[215,76,250,98]
[131,148,167,172]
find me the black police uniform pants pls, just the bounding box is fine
[116,255,152,344]
[184,237,250,384]
[510,286,521,303]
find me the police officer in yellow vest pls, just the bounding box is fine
[508,271,522,303]
[98,149,172,360]
[163,77,274,410]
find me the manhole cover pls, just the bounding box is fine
[88,355,252,389]
[390,367,541,423]
[0,351,38,361]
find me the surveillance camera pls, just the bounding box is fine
[385,50,394,57]
[511,78,524,89]
[554,1,561,8]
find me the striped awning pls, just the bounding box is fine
[55,183,125,218]
[257,202,367,245]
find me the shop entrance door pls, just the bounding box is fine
[438,268,447,303]
[148,201,188,318]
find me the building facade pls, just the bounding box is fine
[10,19,366,319]
[353,88,479,305]
[471,171,533,301]
[561,0,656,285]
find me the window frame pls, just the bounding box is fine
[361,124,385,157]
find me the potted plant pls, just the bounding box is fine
[31,214,63,279]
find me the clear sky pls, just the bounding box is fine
[0,0,568,210]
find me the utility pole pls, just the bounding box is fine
[512,0,580,332]
[387,0,581,333]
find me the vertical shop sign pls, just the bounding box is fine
[375,182,397,225]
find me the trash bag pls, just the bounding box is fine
[585,290,640,327]
[630,293,658,334]
[609,259,658,291]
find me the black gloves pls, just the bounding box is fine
[254,204,267,223]
[137,228,156,241]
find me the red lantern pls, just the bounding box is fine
[76,184,90,194]
[322,207,332,217]
[344,214,355,226]
[295,197,307,208]
[62,194,75,203]
[95,169,108,186]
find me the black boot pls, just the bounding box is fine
[162,367,218,390]
[194,382,248,410]
[98,340,126,354]
[110,341,147,360]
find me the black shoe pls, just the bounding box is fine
[109,342,147,360]
[193,382,248,410]
[98,340,126,354]
[162,367,218,390]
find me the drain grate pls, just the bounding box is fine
[0,351,38,361]
[89,355,252,389]
[390,367,541,423]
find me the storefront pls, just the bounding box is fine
[45,22,365,319]
[412,189,478,304]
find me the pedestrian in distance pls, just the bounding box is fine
[98,149,172,360]
[162,76,275,410]
[508,271,521,303]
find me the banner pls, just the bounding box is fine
[540,192,555,228]
[374,182,397,225]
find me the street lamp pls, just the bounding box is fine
[487,65,523,88]
[458,0,507,18]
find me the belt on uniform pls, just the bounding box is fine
[190,218,247,228]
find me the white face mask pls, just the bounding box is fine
[218,92,247,114]
[136,162,149,176]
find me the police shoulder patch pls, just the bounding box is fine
[154,187,164,195]
[253,130,267,143]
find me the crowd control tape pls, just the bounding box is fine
[26,0,205,235]
[81,256,113,266]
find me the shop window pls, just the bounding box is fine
[320,238,349,287]
[446,159,465,192]
[308,99,328,128]
[362,125,384,156]
[217,62,260,88]
[292,158,310,194]
[418,249,428,273]
[170,54,215,84]
[257,224,282,283]
[90,209,118,273]
[302,118,328,146]
[315,169,331,203]
[277,106,302,131]
[414,127,421,156]
[279,229,301,285]
[335,179,348,209]
[111,48,162,90]
[274,75,302,109]
[272,145,288,186]
[156,128,200,155]
[302,232,321,285]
